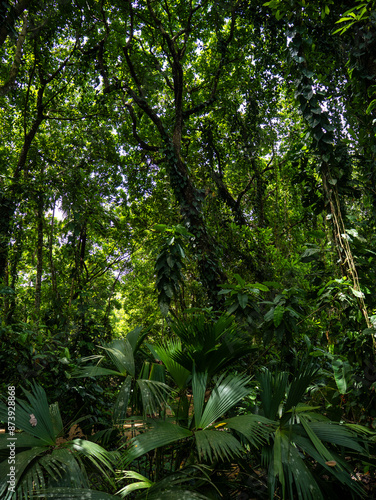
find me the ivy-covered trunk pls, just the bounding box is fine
[34,194,44,318]
[0,192,14,287]
[288,14,373,336]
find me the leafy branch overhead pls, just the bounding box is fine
[1,1,376,498]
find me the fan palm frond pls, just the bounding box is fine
[257,362,368,499]
[15,382,58,444]
[0,384,118,499]
[169,314,252,377]
[198,373,252,429]
[113,376,132,424]
[100,339,135,377]
[125,325,147,354]
[123,420,192,465]
[283,361,318,418]
[0,446,49,499]
[150,340,191,390]
[69,438,118,481]
[258,369,289,420]
[72,366,121,378]
[192,370,207,428]
[222,414,274,447]
[195,428,243,462]
[136,379,170,417]
[73,333,170,420]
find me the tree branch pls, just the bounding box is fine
[124,102,160,151]
[0,13,28,95]
[0,0,31,47]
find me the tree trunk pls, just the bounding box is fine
[34,195,44,318]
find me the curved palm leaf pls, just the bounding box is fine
[192,370,207,428]
[125,325,147,354]
[0,382,59,445]
[258,369,289,420]
[269,429,324,500]
[198,373,252,429]
[0,446,49,499]
[100,339,135,377]
[116,470,154,497]
[69,438,117,479]
[73,334,170,420]
[223,414,274,447]
[136,379,170,417]
[195,428,243,462]
[0,383,118,500]
[257,362,367,499]
[123,420,192,465]
[113,375,132,424]
[123,371,266,471]
[150,340,191,390]
[169,314,252,377]
[293,434,365,497]
[132,465,214,499]
[72,366,121,378]
[307,420,365,452]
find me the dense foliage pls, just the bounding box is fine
[1,0,376,498]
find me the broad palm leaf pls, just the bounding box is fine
[168,314,254,377]
[257,361,367,499]
[32,465,213,499]
[0,383,118,500]
[123,371,271,467]
[73,328,171,422]
[149,339,191,391]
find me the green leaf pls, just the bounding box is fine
[136,379,171,417]
[195,428,243,462]
[72,366,122,378]
[151,341,190,390]
[251,282,270,292]
[350,287,364,298]
[199,373,252,429]
[237,293,248,309]
[192,370,208,428]
[224,414,273,447]
[100,339,136,377]
[332,358,353,395]
[123,421,192,465]
[273,305,284,327]
[113,376,132,424]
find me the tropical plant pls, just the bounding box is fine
[122,369,271,476]
[0,383,117,499]
[116,465,214,499]
[164,314,255,377]
[257,360,369,499]
[32,465,214,499]
[73,327,170,424]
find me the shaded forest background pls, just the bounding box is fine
[1,0,376,498]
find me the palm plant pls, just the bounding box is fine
[257,361,368,499]
[31,466,214,499]
[148,338,191,425]
[0,383,117,500]
[121,358,370,500]
[73,327,170,424]
[147,315,256,428]
[122,369,271,473]
[166,314,254,377]
[116,465,215,499]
